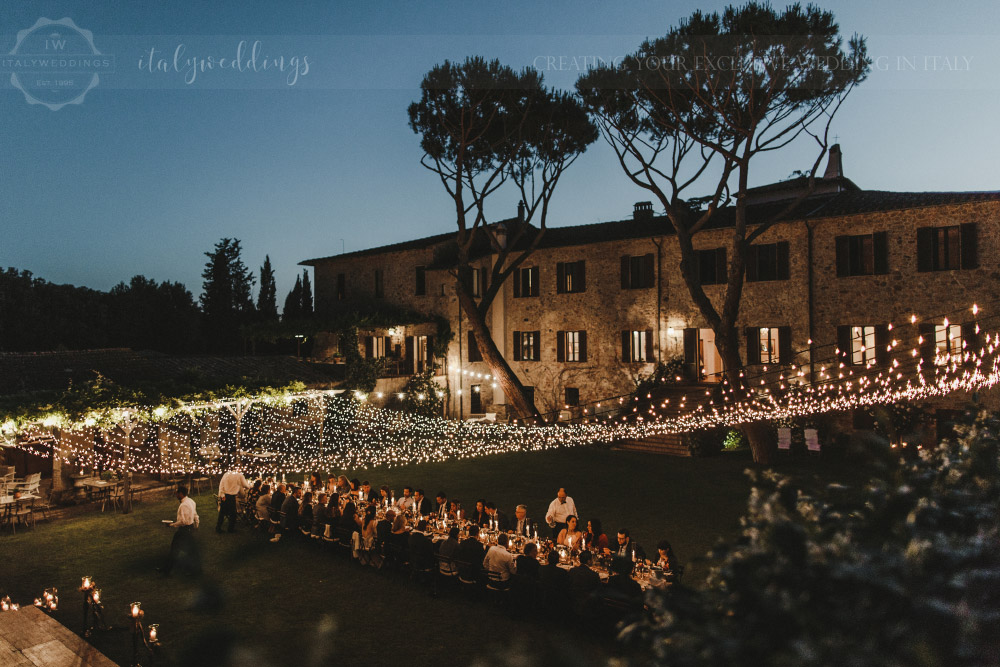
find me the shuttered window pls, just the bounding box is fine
[513,266,539,298]
[835,232,888,277]
[620,254,655,289]
[696,247,727,285]
[556,260,586,293]
[556,330,587,362]
[746,242,790,282]
[512,330,541,361]
[620,329,654,362]
[917,224,977,272]
[745,327,792,365]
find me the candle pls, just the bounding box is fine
[82,576,92,590]
[2,595,11,611]
[92,589,101,604]
[34,598,43,607]
[149,624,159,642]
[131,602,141,618]
[10,603,18,611]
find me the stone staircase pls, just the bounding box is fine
[615,431,690,456]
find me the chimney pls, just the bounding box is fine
[822,144,843,180]
[633,201,654,221]
[517,200,525,223]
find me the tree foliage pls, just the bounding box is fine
[201,238,256,353]
[256,255,279,321]
[401,370,448,418]
[628,410,1000,666]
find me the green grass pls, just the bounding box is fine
[1,447,867,666]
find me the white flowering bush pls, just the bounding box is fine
[626,410,1000,666]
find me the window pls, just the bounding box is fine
[620,254,655,289]
[513,266,539,298]
[364,335,388,359]
[919,321,981,365]
[917,224,977,272]
[746,242,790,282]
[415,266,426,296]
[557,330,588,363]
[696,247,727,285]
[470,384,482,414]
[336,273,345,301]
[415,335,432,373]
[461,266,483,297]
[745,326,792,365]
[837,325,889,366]
[374,269,384,298]
[835,232,888,276]
[556,260,586,293]
[467,330,483,362]
[621,329,653,363]
[512,330,540,361]
[936,323,963,357]
[565,387,580,407]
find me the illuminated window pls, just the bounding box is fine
[851,326,877,365]
[935,324,963,357]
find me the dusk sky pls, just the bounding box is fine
[2,0,998,303]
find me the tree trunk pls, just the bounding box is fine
[455,285,542,422]
[714,328,776,465]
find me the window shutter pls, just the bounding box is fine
[556,331,565,362]
[683,328,698,364]
[778,326,792,364]
[643,254,655,288]
[364,336,374,358]
[513,268,521,297]
[961,321,981,355]
[916,227,934,272]
[645,329,654,362]
[384,336,391,357]
[533,331,541,360]
[777,242,790,280]
[579,331,588,362]
[835,236,849,277]
[426,336,434,364]
[530,267,540,296]
[837,326,852,365]
[918,323,936,363]
[716,248,727,284]
[621,331,630,361]
[960,223,978,269]
[745,328,761,365]
[577,261,586,292]
[873,232,889,274]
[620,256,629,289]
[404,336,414,372]
[746,246,759,282]
[875,325,890,366]
[512,331,521,361]
[556,263,565,294]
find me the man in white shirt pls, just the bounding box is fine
[482,534,517,587]
[160,486,200,576]
[545,487,578,540]
[395,486,415,512]
[216,468,250,533]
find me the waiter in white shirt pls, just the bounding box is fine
[216,468,250,533]
[545,487,578,540]
[161,485,200,576]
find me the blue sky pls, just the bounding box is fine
[2,0,998,301]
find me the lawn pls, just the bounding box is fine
[1,446,866,666]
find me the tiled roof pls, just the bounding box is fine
[301,189,1000,265]
[0,349,343,396]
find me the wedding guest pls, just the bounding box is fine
[538,549,570,608]
[396,486,415,512]
[586,518,609,551]
[358,480,374,502]
[511,504,533,537]
[556,515,584,550]
[654,540,676,571]
[515,542,540,579]
[448,499,462,521]
[413,489,433,516]
[254,484,272,523]
[312,493,328,537]
[469,499,489,526]
[568,550,601,616]
[607,529,646,561]
[435,492,449,520]
[408,519,435,571]
[485,502,510,531]
[438,526,460,576]
[606,557,643,606]
[482,533,517,585]
[298,491,314,535]
[456,525,485,583]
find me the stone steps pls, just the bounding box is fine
[615,432,690,457]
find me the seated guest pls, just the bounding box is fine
[448,499,462,521]
[308,472,322,490]
[606,556,643,606]
[273,486,301,542]
[485,502,510,531]
[340,500,361,536]
[568,550,602,616]
[269,483,287,523]
[396,486,415,512]
[607,528,646,561]
[515,542,541,579]
[412,489,433,517]
[376,509,395,551]
[469,499,489,526]
[654,540,676,571]
[326,476,337,495]
[312,493,328,537]
[556,515,584,550]
[379,485,392,506]
[456,525,486,583]
[247,480,263,509]
[538,549,570,608]
[298,491,314,535]
[254,484,272,522]
[586,518,609,552]
[482,533,517,586]
[350,478,361,496]
[435,492,449,520]
[408,519,435,571]
[360,504,378,549]
[358,480,374,502]
[325,492,342,526]
[389,509,410,558]
[438,526,460,576]
[510,504,532,537]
